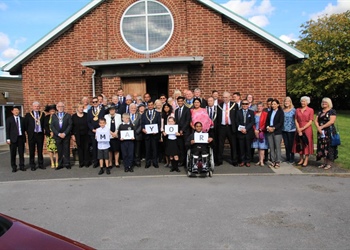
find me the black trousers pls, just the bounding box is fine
[76,134,90,166]
[28,132,44,167]
[145,135,158,166]
[238,136,253,163]
[176,135,187,164]
[56,136,71,167]
[217,125,237,164]
[282,131,295,162]
[134,140,142,165]
[90,134,98,165]
[121,140,134,169]
[9,136,25,169]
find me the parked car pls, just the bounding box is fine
[0,213,94,249]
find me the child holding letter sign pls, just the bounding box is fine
[118,113,135,172]
[163,116,181,172]
[186,121,213,171]
[95,118,111,175]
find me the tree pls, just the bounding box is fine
[287,11,350,109]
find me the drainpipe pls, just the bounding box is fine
[92,70,96,97]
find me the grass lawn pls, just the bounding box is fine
[312,110,350,169]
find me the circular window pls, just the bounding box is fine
[120,0,174,54]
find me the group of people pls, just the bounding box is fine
[6,87,338,174]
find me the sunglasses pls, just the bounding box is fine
[92,101,98,103]
[242,103,249,105]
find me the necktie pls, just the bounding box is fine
[225,103,229,125]
[178,107,182,119]
[126,105,129,114]
[243,110,247,124]
[16,117,20,135]
[59,113,63,129]
[132,114,134,122]
[209,107,213,119]
[35,112,39,132]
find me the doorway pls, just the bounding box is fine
[146,76,168,101]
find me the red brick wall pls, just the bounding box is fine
[21,0,286,114]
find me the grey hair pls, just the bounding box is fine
[300,96,310,104]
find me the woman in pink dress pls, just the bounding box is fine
[190,98,213,132]
[293,96,314,167]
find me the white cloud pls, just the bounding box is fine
[0,2,7,11]
[2,48,21,59]
[279,34,298,43]
[0,32,23,73]
[222,0,275,27]
[0,32,10,50]
[249,15,269,27]
[310,0,350,20]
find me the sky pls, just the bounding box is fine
[1,0,350,76]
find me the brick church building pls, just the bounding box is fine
[2,0,306,113]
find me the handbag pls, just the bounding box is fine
[330,125,341,147]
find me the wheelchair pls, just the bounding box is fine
[186,147,214,177]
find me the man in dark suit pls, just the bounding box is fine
[141,100,161,168]
[6,106,26,172]
[216,91,239,166]
[206,97,218,164]
[236,100,255,167]
[51,102,72,170]
[87,96,106,168]
[174,96,191,166]
[116,88,126,113]
[211,90,223,106]
[24,101,45,171]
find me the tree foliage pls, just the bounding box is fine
[287,11,350,109]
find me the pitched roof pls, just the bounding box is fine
[2,0,306,74]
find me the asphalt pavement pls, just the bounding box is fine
[1,145,350,249]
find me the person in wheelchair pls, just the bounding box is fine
[186,121,213,172]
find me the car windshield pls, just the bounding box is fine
[0,216,13,237]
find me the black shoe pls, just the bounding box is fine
[154,164,159,168]
[170,168,175,172]
[145,164,150,168]
[93,164,99,168]
[56,166,64,170]
[85,164,90,168]
[129,167,134,172]
[79,165,83,168]
[66,166,71,169]
[106,168,111,175]
[175,168,181,172]
[12,169,17,173]
[215,162,222,166]
[20,167,26,171]
[31,167,36,171]
[115,165,120,168]
[38,165,46,170]
[98,168,104,175]
[124,168,129,172]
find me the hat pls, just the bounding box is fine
[44,104,56,112]
[108,105,117,110]
[126,94,132,100]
